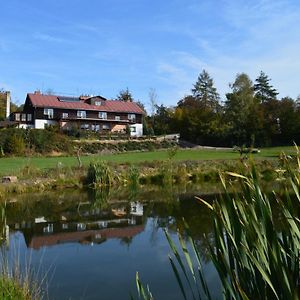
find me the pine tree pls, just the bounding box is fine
[191,70,220,111]
[254,71,278,103]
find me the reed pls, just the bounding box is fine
[136,152,300,299]
[86,161,114,186]
[0,202,43,299]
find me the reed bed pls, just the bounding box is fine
[136,153,300,299]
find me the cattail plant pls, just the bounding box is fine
[136,150,300,299]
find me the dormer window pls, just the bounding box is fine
[95,101,102,106]
[77,110,86,118]
[99,112,107,119]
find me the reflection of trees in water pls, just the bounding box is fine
[88,186,111,210]
[2,186,231,262]
[120,236,133,248]
[128,181,139,202]
[147,196,216,262]
[0,202,8,246]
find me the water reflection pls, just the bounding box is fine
[1,184,223,299]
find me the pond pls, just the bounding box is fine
[1,184,223,299]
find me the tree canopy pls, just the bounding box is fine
[116,88,134,102]
[191,69,220,111]
[149,71,300,147]
[254,71,278,103]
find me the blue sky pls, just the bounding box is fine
[1,0,300,110]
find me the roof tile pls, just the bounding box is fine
[27,93,145,114]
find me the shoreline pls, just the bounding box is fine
[0,158,283,198]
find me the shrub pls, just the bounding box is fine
[4,134,25,155]
[86,161,113,186]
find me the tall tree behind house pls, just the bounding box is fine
[254,71,279,103]
[191,69,220,112]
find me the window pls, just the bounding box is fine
[15,113,20,121]
[44,108,54,119]
[98,112,107,119]
[21,114,26,121]
[128,114,136,121]
[62,113,69,119]
[95,101,102,106]
[115,116,120,121]
[27,114,32,121]
[80,123,90,130]
[77,110,86,118]
[102,124,110,130]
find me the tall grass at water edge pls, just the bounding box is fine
[86,161,115,186]
[136,152,300,300]
[0,202,46,300]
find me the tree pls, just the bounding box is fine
[116,88,134,102]
[225,73,261,146]
[148,88,158,116]
[4,134,25,155]
[135,100,146,113]
[254,71,278,103]
[152,104,174,135]
[173,95,226,145]
[191,69,220,111]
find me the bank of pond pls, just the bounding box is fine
[1,159,300,299]
[1,151,299,299]
[0,156,290,199]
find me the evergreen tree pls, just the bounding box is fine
[191,69,220,111]
[254,71,278,103]
[116,88,134,102]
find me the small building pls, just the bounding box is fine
[10,92,145,137]
[0,91,11,120]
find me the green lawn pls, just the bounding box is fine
[0,146,295,176]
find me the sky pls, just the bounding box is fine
[1,0,300,110]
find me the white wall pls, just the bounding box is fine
[18,124,34,129]
[35,119,57,129]
[130,123,143,137]
[130,202,143,216]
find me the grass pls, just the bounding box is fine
[0,276,32,300]
[0,146,295,176]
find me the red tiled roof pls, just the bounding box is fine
[28,225,144,249]
[27,93,145,114]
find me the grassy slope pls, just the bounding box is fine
[0,146,295,176]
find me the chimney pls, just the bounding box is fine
[5,91,10,119]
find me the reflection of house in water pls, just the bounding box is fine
[11,201,145,250]
[28,223,144,250]
[130,202,143,216]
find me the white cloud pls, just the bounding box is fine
[156,0,300,103]
[33,33,70,43]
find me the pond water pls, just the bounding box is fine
[1,185,222,299]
